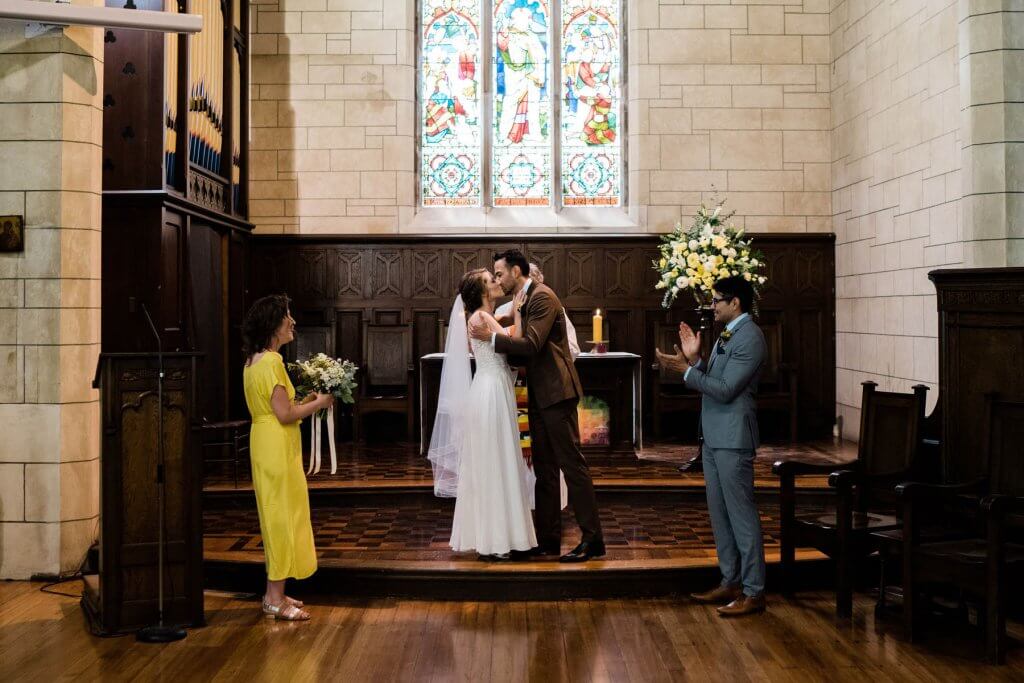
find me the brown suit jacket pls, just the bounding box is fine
[494,282,582,409]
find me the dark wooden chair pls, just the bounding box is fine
[773,381,929,616]
[353,323,415,442]
[199,418,251,489]
[899,395,1024,663]
[650,320,798,441]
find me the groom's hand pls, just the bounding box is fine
[655,346,689,375]
[468,318,492,341]
[678,322,701,363]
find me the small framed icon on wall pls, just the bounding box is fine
[0,215,24,252]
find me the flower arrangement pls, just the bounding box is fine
[288,353,358,416]
[653,202,767,309]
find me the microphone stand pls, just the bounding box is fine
[136,302,186,643]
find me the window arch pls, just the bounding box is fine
[419,0,623,209]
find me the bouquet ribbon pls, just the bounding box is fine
[306,405,337,476]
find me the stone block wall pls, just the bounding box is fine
[248,0,834,234]
[0,11,103,579]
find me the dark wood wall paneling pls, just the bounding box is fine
[930,268,1024,483]
[249,234,837,440]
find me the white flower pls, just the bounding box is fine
[688,239,698,251]
[676,276,687,288]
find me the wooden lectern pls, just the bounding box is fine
[83,353,204,635]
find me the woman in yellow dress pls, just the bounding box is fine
[242,294,334,621]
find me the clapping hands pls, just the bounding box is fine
[653,322,702,375]
[677,322,701,361]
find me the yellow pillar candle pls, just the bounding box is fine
[593,309,603,343]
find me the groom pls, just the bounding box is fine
[469,249,605,562]
[656,275,767,616]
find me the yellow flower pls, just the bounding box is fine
[687,252,701,268]
[712,235,727,250]
[659,258,667,269]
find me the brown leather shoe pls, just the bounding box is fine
[716,594,766,617]
[690,584,742,604]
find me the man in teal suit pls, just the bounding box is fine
[656,275,767,616]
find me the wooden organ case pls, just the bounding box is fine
[88,0,251,634]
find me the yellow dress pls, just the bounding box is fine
[243,351,317,581]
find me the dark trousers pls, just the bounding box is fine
[530,397,603,545]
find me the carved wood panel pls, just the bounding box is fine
[336,250,364,298]
[366,326,410,386]
[449,248,482,294]
[527,248,562,293]
[567,249,596,298]
[372,250,403,297]
[412,251,442,298]
[296,248,327,300]
[604,249,633,298]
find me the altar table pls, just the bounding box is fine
[419,352,642,456]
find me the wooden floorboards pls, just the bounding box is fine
[1,580,1020,681]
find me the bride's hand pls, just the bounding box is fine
[513,288,527,312]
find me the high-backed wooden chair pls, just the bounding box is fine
[353,323,415,442]
[649,322,699,439]
[773,381,929,616]
[899,395,1024,663]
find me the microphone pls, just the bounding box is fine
[132,297,185,643]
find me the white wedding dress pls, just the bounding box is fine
[449,337,538,555]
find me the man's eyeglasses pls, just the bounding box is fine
[711,296,732,305]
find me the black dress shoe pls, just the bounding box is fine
[677,455,703,473]
[559,540,606,563]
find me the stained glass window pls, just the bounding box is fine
[418,0,622,209]
[560,0,620,206]
[492,0,551,206]
[421,0,483,206]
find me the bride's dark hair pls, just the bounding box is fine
[457,268,488,314]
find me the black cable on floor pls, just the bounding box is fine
[39,575,84,599]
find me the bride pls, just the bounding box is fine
[427,268,537,559]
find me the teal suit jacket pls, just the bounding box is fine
[683,314,766,450]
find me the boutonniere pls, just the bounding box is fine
[717,329,732,353]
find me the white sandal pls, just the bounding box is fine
[262,599,310,621]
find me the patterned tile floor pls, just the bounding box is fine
[203,439,855,492]
[203,497,828,564]
[203,440,845,566]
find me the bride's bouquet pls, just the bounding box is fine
[653,201,767,309]
[288,353,358,475]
